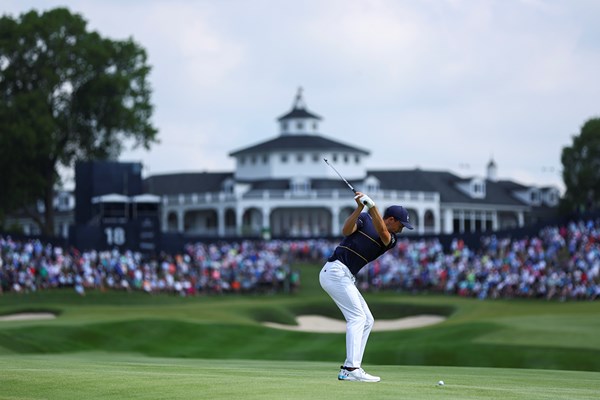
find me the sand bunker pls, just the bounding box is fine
[0,312,57,322]
[263,314,445,333]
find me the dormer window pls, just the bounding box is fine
[544,189,559,206]
[530,189,541,205]
[223,179,234,194]
[473,182,484,194]
[297,122,304,130]
[463,178,485,199]
[297,154,304,163]
[364,176,380,194]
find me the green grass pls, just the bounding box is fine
[1,354,599,400]
[1,263,600,398]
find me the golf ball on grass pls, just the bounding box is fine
[437,380,445,386]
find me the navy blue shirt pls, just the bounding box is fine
[328,212,397,275]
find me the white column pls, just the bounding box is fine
[161,209,168,232]
[236,207,244,236]
[331,206,340,236]
[517,211,524,227]
[217,207,225,237]
[177,210,185,232]
[262,207,270,230]
[443,209,453,234]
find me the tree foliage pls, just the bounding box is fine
[560,118,600,214]
[0,8,158,235]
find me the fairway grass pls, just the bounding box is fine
[1,353,599,400]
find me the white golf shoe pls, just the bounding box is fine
[338,367,381,382]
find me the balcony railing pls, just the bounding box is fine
[163,189,439,207]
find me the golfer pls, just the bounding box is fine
[319,191,413,382]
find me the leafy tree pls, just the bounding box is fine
[560,118,600,214]
[0,8,158,235]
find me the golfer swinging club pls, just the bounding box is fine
[320,191,413,382]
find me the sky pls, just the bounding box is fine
[4,0,600,192]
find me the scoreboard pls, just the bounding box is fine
[70,161,162,254]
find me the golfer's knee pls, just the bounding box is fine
[348,313,367,328]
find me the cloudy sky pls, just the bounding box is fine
[5,0,600,191]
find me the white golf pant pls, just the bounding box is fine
[319,260,374,368]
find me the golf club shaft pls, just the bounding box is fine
[323,158,357,194]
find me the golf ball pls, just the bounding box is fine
[437,380,445,386]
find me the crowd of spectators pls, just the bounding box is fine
[0,239,313,296]
[357,219,600,301]
[1,218,599,301]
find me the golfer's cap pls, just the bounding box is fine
[384,205,414,230]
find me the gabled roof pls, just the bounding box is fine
[144,172,233,195]
[277,87,322,120]
[277,108,322,121]
[143,169,538,208]
[368,169,526,206]
[229,134,370,157]
[131,194,161,203]
[91,193,129,203]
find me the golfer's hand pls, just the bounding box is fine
[354,193,375,209]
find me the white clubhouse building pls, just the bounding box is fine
[145,89,560,238]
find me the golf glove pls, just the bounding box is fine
[356,194,375,209]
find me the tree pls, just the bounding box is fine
[0,8,158,235]
[560,118,600,214]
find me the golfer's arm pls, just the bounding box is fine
[341,206,363,236]
[368,207,391,245]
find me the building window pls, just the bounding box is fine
[355,155,360,163]
[291,178,310,193]
[263,154,268,164]
[282,122,288,131]
[297,122,304,130]
[281,154,288,163]
[297,154,304,162]
[223,179,234,194]
[332,154,338,162]
[312,153,319,162]
[344,154,349,163]
[546,191,557,206]
[251,156,256,164]
[470,180,486,198]
[240,156,246,165]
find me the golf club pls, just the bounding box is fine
[323,158,357,194]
